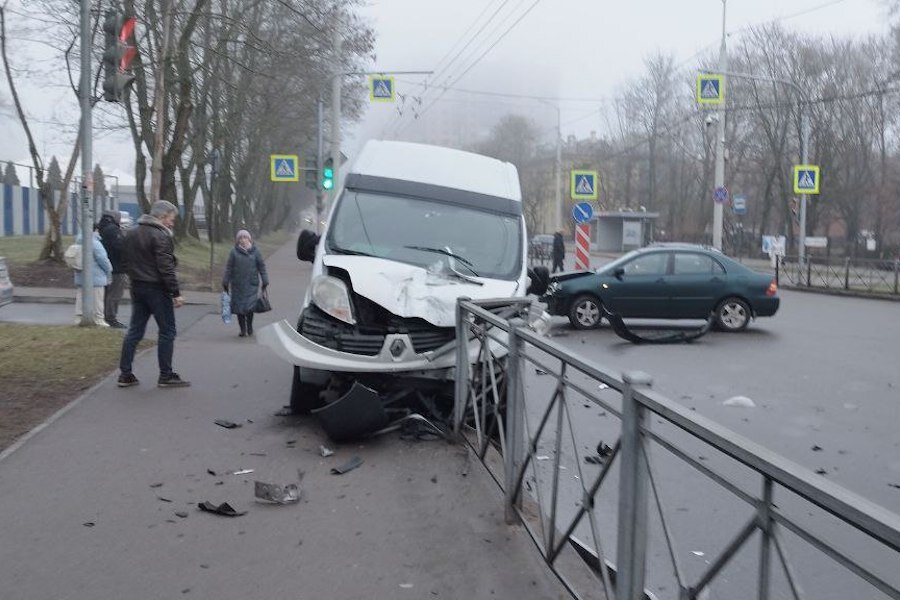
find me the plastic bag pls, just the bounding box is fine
[253,289,271,313]
[220,291,232,323]
[64,243,83,270]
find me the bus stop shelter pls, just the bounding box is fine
[589,210,660,252]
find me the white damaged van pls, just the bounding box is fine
[259,140,542,439]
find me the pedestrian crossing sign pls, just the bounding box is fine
[571,170,599,201]
[369,75,395,102]
[696,74,724,105]
[270,154,299,182]
[793,165,820,194]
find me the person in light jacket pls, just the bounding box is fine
[223,229,269,337]
[74,229,113,326]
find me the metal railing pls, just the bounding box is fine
[777,255,900,296]
[453,298,900,600]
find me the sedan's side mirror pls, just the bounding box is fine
[296,229,320,262]
[613,267,625,281]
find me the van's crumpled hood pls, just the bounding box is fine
[323,254,519,327]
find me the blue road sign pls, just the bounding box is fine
[733,195,747,215]
[713,186,728,204]
[572,202,593,224]
[270,154,299,182]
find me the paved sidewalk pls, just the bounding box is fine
[0,238,568,600]
[13,285,219,305]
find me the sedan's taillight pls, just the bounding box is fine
[766,280,778,296]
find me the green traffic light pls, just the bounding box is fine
[323,167,334,178]
[322,179,334,190]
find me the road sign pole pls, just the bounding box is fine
[554,107,562,233]
[575,223,590,271]
[316,94,325,235]
[712,0,727,251]
[79,0,94,326]
[798,111,809,272]
[330,16,343,203]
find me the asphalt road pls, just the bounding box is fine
[517,288,900,599]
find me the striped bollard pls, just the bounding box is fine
[575,223,590,271]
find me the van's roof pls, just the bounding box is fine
[350,140,521,202]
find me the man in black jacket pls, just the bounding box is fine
[98,211,127,328]
[551,231,566,273]
[117,200,190,388]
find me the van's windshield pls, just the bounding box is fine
[326,190,523,280]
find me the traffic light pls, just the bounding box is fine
[304,157,318,190]
[322,157,334,190]
[102,11,138,102]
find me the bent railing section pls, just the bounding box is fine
[454,298,900,600]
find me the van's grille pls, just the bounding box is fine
[299,304,454,356]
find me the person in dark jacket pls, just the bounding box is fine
[117,200,190,389]
[551,231,566,273]
[223,229,269,337]
[98,210,127,328]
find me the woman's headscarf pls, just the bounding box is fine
[236,229,252,250]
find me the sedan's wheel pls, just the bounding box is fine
[715,297,751,332]
[568,295,603,329]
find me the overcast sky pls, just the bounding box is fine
[0,0,893,186]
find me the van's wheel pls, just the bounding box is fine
[568,294,603,329]
[290,366,324,414]
[715,297,751,332]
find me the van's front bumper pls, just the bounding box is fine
[259,319,490,374]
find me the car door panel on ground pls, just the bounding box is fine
[667,252,728,318]
[602,251,671,318]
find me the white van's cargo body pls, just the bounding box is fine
[259,140,528,425]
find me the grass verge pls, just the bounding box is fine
[0,323,153,451]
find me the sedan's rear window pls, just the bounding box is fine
[673,253,725,275]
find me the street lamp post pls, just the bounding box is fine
[703,69,809,267]
[538,99,562,233]
[712,0,728,251]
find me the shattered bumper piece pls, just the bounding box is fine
[198,501,246,517]
[331,456,364,475]
[312,382,389,442]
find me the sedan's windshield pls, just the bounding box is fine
[326,190,523,280]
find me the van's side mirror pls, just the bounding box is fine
[296,230,320,262]
[613,267,625,281]
[526,266,550,296]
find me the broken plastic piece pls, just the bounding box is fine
[320,445,334,457]
[585,455,603,465]
[605,307,712,344]
[198,501,247,517]
[254,481,301,505]
[232,469,254,475]
[312,382,389,442]
[597,442,613,457]
[175,511,188,519]
[214,419,242,429]
[331,456,364,475]
[723,396,756,408]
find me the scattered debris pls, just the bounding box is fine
[605,307,713,344]
[214,419,241,429]
[597,442,613,457]
[598,383,609,390]
[207,469,217,477]
[175,511,189,519]
[312,382,388,442]
[249,452,267,457]
[254,481,301,505]
[149,482,163,488]
[83,522,95,528]
[536,455,551,461]
[319,445,334,457]
[815,468,828,475]
[232,469,254,476]
[888,483,900,490]
[691,551,705,557]
[430,475,438,484]
[399,583,414,589]
[198,501,246,517]
[285,440,297,447]
[157,496,173,503]
[535,369,548,376]
[811,445,823,452]
[723,396,756,409]
[585,455,603,465]
[331,456,364,475]
[274,407,293,417]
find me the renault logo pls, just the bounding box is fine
[389,339,406,358]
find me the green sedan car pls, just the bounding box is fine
[542,245,780,332]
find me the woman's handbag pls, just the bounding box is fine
[253,288,272,313]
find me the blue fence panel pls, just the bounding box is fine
[3,184,12,236]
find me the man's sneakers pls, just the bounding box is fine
[108,321,128,329]
[158,372,191,388]
[117,372,139,388]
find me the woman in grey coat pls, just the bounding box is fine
[222,229,269,336]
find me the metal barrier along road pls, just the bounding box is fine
[453,298,900,600]
[777,255,900,296]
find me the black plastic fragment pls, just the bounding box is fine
[214,419,241,429]
[604,307,713,344]
[312,382,388,442]
[198,501,246,517]
[330,456,364,475]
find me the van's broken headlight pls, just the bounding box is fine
[311,276,355,325]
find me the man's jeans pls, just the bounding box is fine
[119,284,177,376]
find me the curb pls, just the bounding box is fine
[13,294,216,306]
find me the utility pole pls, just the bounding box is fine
[712,0,727,251]
[554,106,562,233]
[798,111,810,271]
[208,148,219,292]
[330,13,343,203]
[150,0,173,202]
[317,94,325,235]
[79,0,94,326]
